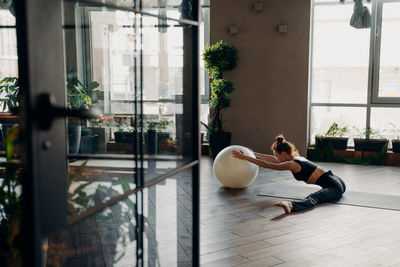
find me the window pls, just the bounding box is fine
[309,0,400,147]
[0,9,17,112]
[372,1,400,102]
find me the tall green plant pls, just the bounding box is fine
[202,41,238,132]
[203,41,238,79]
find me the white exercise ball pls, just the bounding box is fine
[213,145,259,189]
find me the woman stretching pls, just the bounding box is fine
[232,134,346,213]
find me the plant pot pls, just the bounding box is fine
[157,132,170,153]
[315,136,348,150]
[68,125,82,154]
[210,131,232,159]
[392,140,400,153]
[147,130,157,154]
[354,138,388,152]
[88,127,107,153]
[114,131,134,143]
[79,135,99,154]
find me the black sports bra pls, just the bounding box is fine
[291,157,319,182]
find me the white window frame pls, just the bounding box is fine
[371,0,400,104]
[308,0,400,148]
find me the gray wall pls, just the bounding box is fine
[210,0,311,155]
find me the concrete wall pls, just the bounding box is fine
[210,0,311,155]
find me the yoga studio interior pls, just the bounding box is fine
[1,0,400,266]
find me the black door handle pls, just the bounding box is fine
[34,93,102,130]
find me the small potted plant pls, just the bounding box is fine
[202,40,238,158]
[79,127,99,154]
[113,118,134,143]
[388,122,400,153]
[86,116,113,153]
[353,126,389,152]
[66,74,100,154]
[315,122,349,150]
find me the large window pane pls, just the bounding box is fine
[370,108,400,146]
[0,10,18,111]
[311,3,370,104]
[89,10,137,114]
[377,2,400,98]
[64,6,139,215]
[141,15,195,184]
[310,106,366,146]
[140,0,198,23]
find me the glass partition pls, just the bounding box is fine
[63,4,140,216]
[16,0,201,266]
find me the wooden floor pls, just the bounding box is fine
[46,156,400,266]
[200,156,400,267]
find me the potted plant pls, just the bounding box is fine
[388,122,400,153]
[156,119,170,154]
[113,118,135,143]
[86,116,113,153]
[79,127,99,154]
[202,40,238,158]
[66,74,100,154]
[353,127,389,152]
[315,122,349,150]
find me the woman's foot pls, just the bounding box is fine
[274,201,293,213]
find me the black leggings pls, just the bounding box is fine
[291,171,346,212]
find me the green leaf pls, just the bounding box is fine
[88,81,100,91]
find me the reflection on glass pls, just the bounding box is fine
[140,0,196,23]
[0,9,22,266]
[310,106,366,146]
[141,15,193,183]
[378,2,400,98]
[311,4,370,104]
[67,159,136,215]
[63,4,139,216]
[0,121,22,266]
[46,194,138,266]
[143,169,193,266]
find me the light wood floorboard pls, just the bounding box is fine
[200,156,400,266]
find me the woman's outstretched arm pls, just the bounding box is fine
[253,152,280,163]
[232,150,295,171]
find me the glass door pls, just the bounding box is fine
[13,0,199,266]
